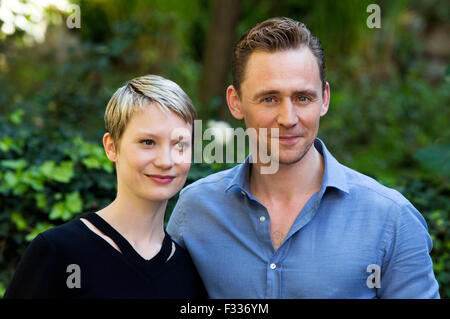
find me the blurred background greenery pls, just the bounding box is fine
[0,0,448,298]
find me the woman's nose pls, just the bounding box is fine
[153,146,173,169]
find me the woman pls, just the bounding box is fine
[5,75,207,298]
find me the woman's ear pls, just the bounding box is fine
[226,85,244,120]
[103,132,117,162]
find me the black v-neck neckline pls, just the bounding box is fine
[80,212,172,269]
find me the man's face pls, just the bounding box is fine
[228,46,330,165]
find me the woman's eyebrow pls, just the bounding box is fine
[136,131,190,141]
[135,131,158,138]
[171,134,191,142]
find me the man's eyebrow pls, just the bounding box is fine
[252,89,319,100]
[293,90,318,99]
[252,90,280,100]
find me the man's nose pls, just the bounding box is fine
[277,99,298,128]
[153,145,173,169]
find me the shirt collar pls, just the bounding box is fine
[314,138,349,194]
[225,154,252,194]
[225,138,349,195]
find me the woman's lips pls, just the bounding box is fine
[145,174,175,184]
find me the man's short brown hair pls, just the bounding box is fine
[232,17,326,96]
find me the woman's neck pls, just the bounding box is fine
[97,189,167,247]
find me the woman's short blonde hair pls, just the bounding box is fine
[104,74,197,150]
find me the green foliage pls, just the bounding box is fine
[396,177,450,298]
[0,113,116,290]
[0,0,448,299]
[320,66,450,183]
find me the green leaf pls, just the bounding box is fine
[0,282,5,298]
[39,161,55,178]
[3,171,18,188]
[82,157,101,169]
[12,182,28,195]
[49,202,66,220]
[0,137,14,152]
[62,210,73,221]
[65,191,83,214]
[11,212,27,231]
[22,169,44,191]
[8,109,25,124]
[52,161,74,183]
[34,193,47,209]
[1,159,27,170]
[102,161,114,173]
[25,222,54,242]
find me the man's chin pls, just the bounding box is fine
[273,144,313,166]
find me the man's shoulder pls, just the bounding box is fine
[338,164,429,229]
[340,164,411,208]
[180,164,242,197]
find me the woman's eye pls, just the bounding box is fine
[176,141,188,150]
[141,139,155,146]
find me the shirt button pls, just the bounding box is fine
[270,263,277,270]
[259,216,266,222]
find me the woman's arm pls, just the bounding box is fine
[4,234,56,298]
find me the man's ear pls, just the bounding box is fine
[320,82,330,117]
[103,132,117,162]
[226,85,244,120]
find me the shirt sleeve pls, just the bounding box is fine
[4,233,56,298]
[378,202,440,299]
[167,192,187,248]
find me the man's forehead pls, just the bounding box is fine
[247,47,318,68]
[241,47,322,95]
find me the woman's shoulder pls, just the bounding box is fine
[35,215,89,251]
[166,234,198,270]
[163,234,208,298]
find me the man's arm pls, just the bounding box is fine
[378,202,440,298]
[167,193,187,248]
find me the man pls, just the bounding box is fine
[167,17,440,298]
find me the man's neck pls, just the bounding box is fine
[249,143,325,205]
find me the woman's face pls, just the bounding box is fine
[105,102,192,202]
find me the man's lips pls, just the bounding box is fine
[145,174,176,184]
[275,135,301,144]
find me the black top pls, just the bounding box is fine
[4,212,207,299]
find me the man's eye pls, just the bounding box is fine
[263,97,276,103]
[141,139,155,146]
[297,96,310,103]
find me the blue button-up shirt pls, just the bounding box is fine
[167,139,440,298]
